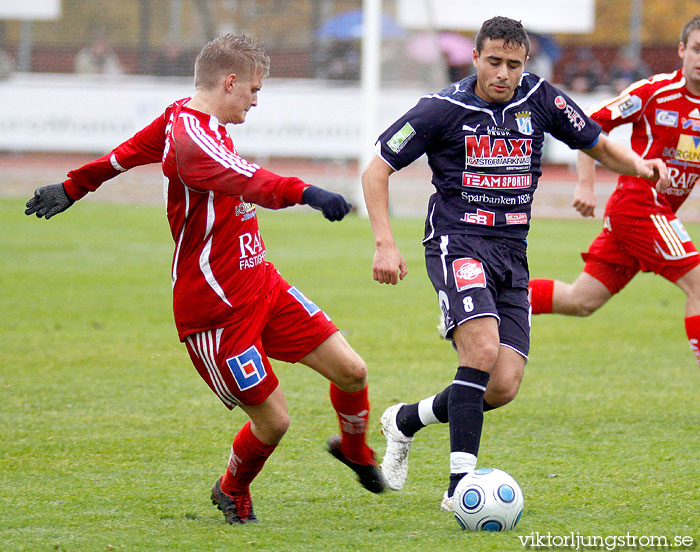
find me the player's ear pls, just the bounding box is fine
[225,73,238,92]
[472,47,479,68]
[678,41,685,60]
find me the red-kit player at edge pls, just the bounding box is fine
[25,34,385,524]
[530,15,700,367]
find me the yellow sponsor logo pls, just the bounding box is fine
[674,134,700,163]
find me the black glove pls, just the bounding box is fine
[25,183,75,219]
[302,185,352,222]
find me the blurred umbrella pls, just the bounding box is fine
[406,32,474,65]
[316,9,405,41]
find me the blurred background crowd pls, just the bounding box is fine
[0,0,693,94]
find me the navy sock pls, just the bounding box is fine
[433,386,450,422]
[447,366,490,496]
[396,386,496,438]
[396,385,451,437]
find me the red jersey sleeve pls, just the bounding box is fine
[169,116,307,209]
[587,76,660,134]
[64,108,171,200]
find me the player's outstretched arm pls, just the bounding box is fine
[362,156,407,285]
[25,182,75,220]
[301,185,352,221]
[574,150,597,218]
[582,134,670,192]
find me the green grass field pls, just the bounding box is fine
[2,197,698,551]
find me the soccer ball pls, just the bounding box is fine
[452,468,524,531]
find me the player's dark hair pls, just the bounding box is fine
[475,16,530,56]
[194,34,270,89]
[680,15,700,45]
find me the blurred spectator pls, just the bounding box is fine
[75,32,123,76]
[445,51,472,82]
[526,34,553,81]
[562,47,605,93]
[152,41,192,77]
[608,45,650,94]
[325,42,360,81]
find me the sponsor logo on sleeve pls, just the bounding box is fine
[609,94,642,119]
[553,95,586,130]
[387,122,416,153]
[505,213,529,225]
[460,209,496,225]
[655,109,679,127]
[453,258,487,291]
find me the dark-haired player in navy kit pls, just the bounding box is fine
[362,16,670,511]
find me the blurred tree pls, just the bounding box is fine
[560,0,700,45]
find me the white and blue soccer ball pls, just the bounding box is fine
[452,468,524,531]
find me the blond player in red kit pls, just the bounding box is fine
[530,16,700,367]
[25,34,384,524]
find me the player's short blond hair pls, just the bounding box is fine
[194,34,270,89]
[681,15,700,46]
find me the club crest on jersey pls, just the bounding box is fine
[655,109,678,127]
[452,258,487,291]
[515,111,533,135]
[464,135,532,170]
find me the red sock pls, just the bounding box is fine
[529,279,555,314]
[220,420,277,495]
[329,383,374,465]
[685,315,700,367]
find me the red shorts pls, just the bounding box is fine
[183,272,338,409]
[582,213,700,294]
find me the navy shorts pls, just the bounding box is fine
[424,234,530,359]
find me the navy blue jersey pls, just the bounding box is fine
[375,73,602,241]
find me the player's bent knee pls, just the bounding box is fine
[336,356,368,392]
[461,341,500,371]
[487,384,519,407]
[266,414,291,441]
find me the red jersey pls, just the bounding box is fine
[588,69,700,216]
[64,98,308,340]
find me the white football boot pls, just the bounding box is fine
[380,403,414,490]
[440,490,454,512]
